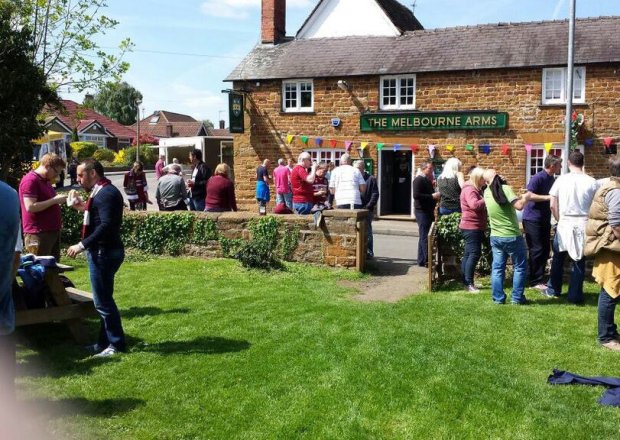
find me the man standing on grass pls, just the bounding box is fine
[544,151,596,303]
[522,155,562,290]
[483,169,528,305]
[586,156,620,351]
[67,159,126,357]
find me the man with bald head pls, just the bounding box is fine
[483,169,529,305]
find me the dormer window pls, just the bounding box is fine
[150,116,160,124]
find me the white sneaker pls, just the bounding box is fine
[466,285,480,293]
[93,346,118,358]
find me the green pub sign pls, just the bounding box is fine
[360,111,508,132]
[229,93,245,134]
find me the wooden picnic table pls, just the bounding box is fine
[15,263,97,344]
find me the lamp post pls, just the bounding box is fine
[135,98,142,162]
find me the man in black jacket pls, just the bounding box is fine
[356,161,379,258]
[412,161,440,267]
[188,149,212,211]
[67,159,126,357]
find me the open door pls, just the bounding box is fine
[378,149,413,218]
[220,141,234,181]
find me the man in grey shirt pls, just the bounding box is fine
[156,164,188,211]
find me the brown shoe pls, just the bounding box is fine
[601,340,620,351]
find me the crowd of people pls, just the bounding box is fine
[413,151,620,350]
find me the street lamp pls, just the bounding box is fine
[135,98,142,162]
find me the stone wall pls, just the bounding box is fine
[231,65,620,210]
[184,209,368,271]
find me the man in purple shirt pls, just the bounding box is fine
[522,155,562,289]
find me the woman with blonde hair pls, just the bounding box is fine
[205,163,237,212]
[459,166,487,293]
[437,157,465,215]
[123,161,150,210]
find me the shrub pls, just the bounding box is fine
[92,148,116,163]
[113,149,127,165]
[59,190,88,245]
[436,212,492,275]
[70,142,99,160]
[116,145,157,166]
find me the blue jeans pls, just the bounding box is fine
[546,233,586,303]
[294,202,313,215]
[461,229,485,286]
[87,247,126,351]
[598,288,620,343]
[490,236,527,304]
[415,209,433,267]
[276,192,293,209]
[189,197,205,212]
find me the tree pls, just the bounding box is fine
[9,0,132,92]
[203,119,215,129]
[92,81,143,125]
[0,2,59,186]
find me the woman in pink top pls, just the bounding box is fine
[459,167,487,292]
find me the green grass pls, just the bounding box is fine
[16,257,620,439]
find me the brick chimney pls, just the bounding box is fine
[219,120,225,129]
[166,123,173,138]
[261,0,286,44]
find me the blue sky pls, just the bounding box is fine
[62,0,620,126]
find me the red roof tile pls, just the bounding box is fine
[49,100,136,139]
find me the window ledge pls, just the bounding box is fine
[539,103,589,109]
[280,111,316,116]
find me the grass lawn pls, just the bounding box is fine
[16,257,620,439]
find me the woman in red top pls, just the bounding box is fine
[123,162,150,210]
[205,163,237,212]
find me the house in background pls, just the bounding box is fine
[44,99,136,150]
[134,110,210,139]
[226,0,620,215]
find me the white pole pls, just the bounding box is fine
[563,0,576,172]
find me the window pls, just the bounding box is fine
[282,80,313,112]
[542,67,586,104]
[526,144,584,182]
[380,75,416,110]
[308,149,346,166]
[79,134,106,148]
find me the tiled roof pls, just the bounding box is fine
[48,100,136,139]
[227,17,620,81]
[160,111,197,123]
[207,128,232,138]
[136,121,207,138]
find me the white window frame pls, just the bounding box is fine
[380,74,416,110]
[282,79,314,113]
[542,67,586,105]
[525,144,584,182]
[307,148,346,166]
[79,134,107,148]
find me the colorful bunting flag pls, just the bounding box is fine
[524,144,532,153]
[604,137,614,148]
[315,137,323,147]
[428,145,436,158]
[286,134,294,144]
[393,144,401,151]
[360,142,368,150]
[411,144,419,154]
[584,138,594,147]
[345,141,353,151]
[376,143,384,151]
[544,142,553,153]
[501,144,510,156]
[482,144,491,155]
[465,144,474,152]
[445,144,454,152]
[301,135,309,145]
[329,139,337,148]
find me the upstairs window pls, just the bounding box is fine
[282,80,313,112]
[542,67,586,105]
[380,75,416,110]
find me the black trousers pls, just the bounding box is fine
[523,219,551,286]
[415,209,433,267]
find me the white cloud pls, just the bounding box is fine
[200,0,312,20]
[552,0,566,19]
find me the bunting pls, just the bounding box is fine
[286,134,294,144]
[501,144,510,156]
[524,144,533,153]
[345,141,353,151]
[445,144,454,152]
[465,144,474,152]
[544,142,553,153]
[428,145,436,158]
[315,137,323,147]
[604,137,614,148]
[329,139,337,148]
[376,143,385,151]
[301,135,309,145]
[393,144,401,151]
[584,138,594,147]
[481,144,491,155]
[360,142,368,150]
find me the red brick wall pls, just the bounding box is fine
[232,65,620,210]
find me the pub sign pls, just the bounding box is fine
[229,93,245,134]
[360,111,508,132]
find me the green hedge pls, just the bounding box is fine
[118,145,157,166]
[70,142,99,160]
[436,212,492,275]
[92,148,116,163]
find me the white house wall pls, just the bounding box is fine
[297,0,400,39]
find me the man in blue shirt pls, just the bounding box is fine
[0,180,22,397]
[522,155,562,290]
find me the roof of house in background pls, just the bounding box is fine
[46,100,136,138]
[227,16,620,81]
[206,127,232,137]
[135,110,231,138]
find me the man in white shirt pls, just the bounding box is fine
[328,154,366,209]
[545,151,597,303]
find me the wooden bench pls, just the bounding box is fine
[15,264,97,344]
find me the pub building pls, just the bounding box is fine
[225,0,620,217]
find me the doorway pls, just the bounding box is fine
[378,149,414,218]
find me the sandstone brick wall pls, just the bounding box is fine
[184,209,368,271]
[231,64,620,210]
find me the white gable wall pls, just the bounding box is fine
[297,0,400,39]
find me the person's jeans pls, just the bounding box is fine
[439,206,461,216]
[276,192,293,209]
[366,210,374,256]
[293,202,313,215]
[598,288,620,343]
[523,219,551,286]
[546,233,586,303]
[490,236,527,304]
[461,229,485,286]
[415,209,433,267]
[87,247,126,351]
[189,197,205,212]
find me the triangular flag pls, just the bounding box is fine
[465,144,474,152]
[411,144,419,154]
[604,137,614,148]
[544,142,553,153]
[482,145,491,155]
[584,138,594,147]
[360,142,368,150]
[315,137,323,147]
[445,144,454,152]
[286,134,294,144]
[376,143,384,151]
[524,144,533,153]
[428,144,436,158]
[501,144,510,155]
[329,139,337,148]
[301,135,309,144]
[345,141,353,151]
[393,144,401,151]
